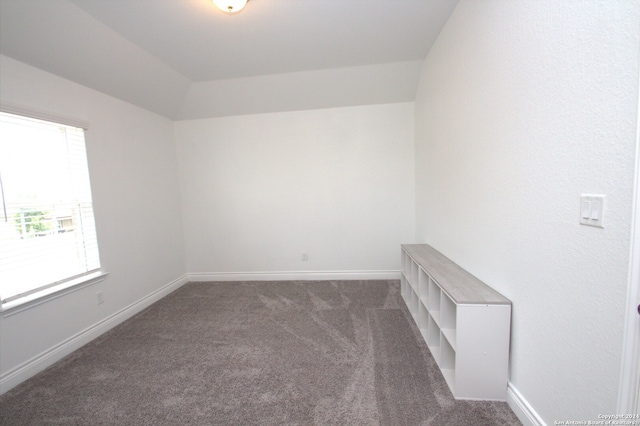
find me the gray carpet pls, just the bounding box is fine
[0,280,521,425]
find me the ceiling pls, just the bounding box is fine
[0,0,458,119]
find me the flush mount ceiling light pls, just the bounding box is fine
[213,0,248,14]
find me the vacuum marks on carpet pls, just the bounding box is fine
[0,280,521,425]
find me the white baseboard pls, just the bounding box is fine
[187,270,401,282]
[0,274,190,395]
[507,382,546,426]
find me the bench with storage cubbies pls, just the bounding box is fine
[401,244,512,401]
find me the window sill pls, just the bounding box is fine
[1,271,109,317]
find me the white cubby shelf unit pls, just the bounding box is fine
[400,244,512,401]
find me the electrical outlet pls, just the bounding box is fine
[97,291,104,305]
[302,252,308,261]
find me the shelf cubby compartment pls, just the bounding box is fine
[417,302,429,343]
[440,336,456,390]
[400,244,512,401]
[410,259,419,290]
[426,313,441,363]
[427,278,440,320]
[440,292,457,350]
[400,275,409,304]
[418,268,430,304]
[408,286,419,320]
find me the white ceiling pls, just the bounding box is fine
[0,0,458,119]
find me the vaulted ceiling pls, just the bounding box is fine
[0,0,458,119]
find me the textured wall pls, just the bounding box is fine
[175,103,415,276]
[415,0,640,422]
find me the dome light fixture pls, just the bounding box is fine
[213,0,248,14]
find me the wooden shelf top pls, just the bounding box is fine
[402,244,511,305]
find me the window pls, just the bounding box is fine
[0,111,101,307]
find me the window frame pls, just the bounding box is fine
[0,104,107,315]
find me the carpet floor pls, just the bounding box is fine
[0,280,521,425]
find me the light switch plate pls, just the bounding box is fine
[580,194,605,228]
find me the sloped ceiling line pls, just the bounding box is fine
[0,0,458,119]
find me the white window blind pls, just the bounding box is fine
[0,111,101,304]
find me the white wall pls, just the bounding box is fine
[177,62,423,119]
[0,55,187,390]
[415,1,640,423]
[175,103,415,278]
